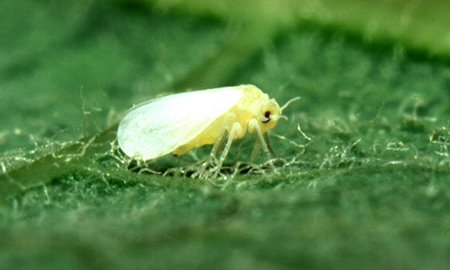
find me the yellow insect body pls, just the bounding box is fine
[118,84,294,176]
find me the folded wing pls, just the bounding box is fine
[118,87,243,160]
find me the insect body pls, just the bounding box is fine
[117,84,297,176]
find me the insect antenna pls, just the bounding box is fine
[280,96,301,112]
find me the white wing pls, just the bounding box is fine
[118,87,243,160]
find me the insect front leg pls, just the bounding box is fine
[249,132,277,163]
[263,132,277,158]
[250,138,261,163]
[248,119,276,171]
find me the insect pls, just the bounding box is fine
[117,84,299,177]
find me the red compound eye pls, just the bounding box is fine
[262,111,271,123]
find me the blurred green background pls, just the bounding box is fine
[1,1,450,269]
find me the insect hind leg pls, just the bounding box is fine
[191,121,227,178]
[212,122,243,178]
[191,112,236,179]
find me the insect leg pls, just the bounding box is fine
[250,132,277,162]
[210,124,228,158]
[263,132,277,158]
[249,138,261,163]
[193,124,226,178]
[213,122,243,178]
[192,113,235,178]
[248,119,276,170]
